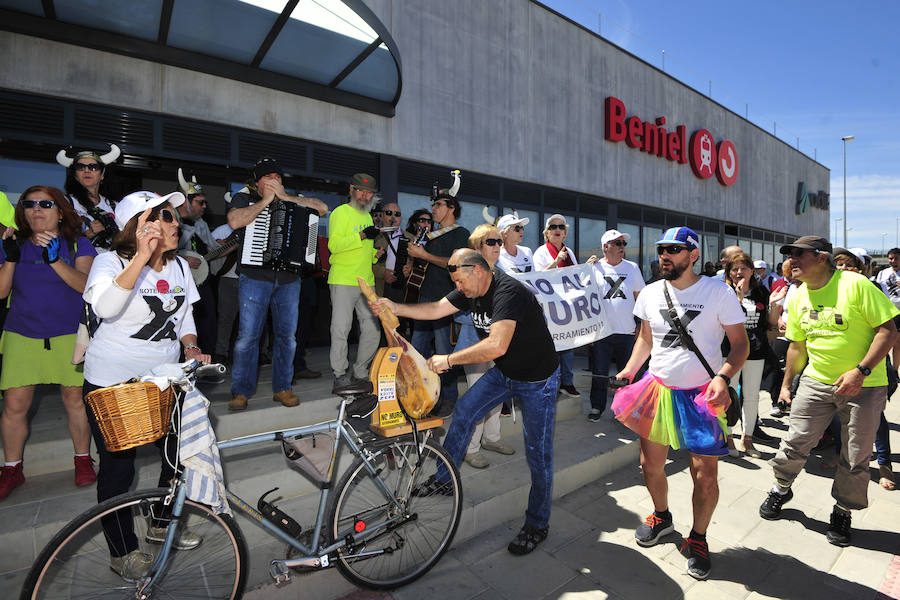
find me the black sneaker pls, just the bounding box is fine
[635,512,674,547]
[587,409,602,422]
[825,509,852,547]
[681,536,711,580]
[759,488,793,520]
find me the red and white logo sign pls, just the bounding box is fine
[156,279,170,294]
[605,96,738,187]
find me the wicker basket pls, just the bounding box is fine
[85,381,175,452]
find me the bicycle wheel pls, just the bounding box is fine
[329,437,462,589]
[22,488,247,600]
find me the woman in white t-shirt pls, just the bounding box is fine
[495,214,534,273]
[82,190,208,581]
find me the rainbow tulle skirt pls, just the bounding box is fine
[611,372,729,456]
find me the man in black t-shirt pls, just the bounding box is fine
[371,249,560,556]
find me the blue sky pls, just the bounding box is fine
[541,0,899,254]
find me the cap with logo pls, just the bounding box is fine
[115,190,185,229]
[601,229,631,246]
[351,173,377,191]
[779,235,832,255]
[655,227,699,251]
[497,214,530,231]
[251,157,283,182]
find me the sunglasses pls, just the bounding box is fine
[511,225,524,232]
[384,210,401,217]
[21,199,55,209]
[153,208,176,224]
[74,162,102,172]
[482,238,502,246]
[784,248,815,259]
[447,263,477,273]
[656,245,689,255]
[609,240,627,247]
[417,217,432,223]
[547,224,566,230]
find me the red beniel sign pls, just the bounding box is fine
[604,96,738,187]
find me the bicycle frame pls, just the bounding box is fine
[143,395,431,590]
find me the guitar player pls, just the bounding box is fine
[405,188,470,417]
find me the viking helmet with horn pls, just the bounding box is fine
[56,144,120,169]
[431,169,462,218]
[177,168,204,196]
[482,206,521,226]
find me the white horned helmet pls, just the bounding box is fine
[56,143,120,169]
[483,207,521,226]
[177,167,204,196]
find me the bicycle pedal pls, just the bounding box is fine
[269,561,291,586]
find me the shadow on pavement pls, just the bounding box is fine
[779,508,900,555]
[712,547,881,599]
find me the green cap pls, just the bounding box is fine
[351,173,377,191]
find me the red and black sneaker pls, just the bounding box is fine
[681,535,711,580]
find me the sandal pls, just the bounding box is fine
[508,523,549,555]
[880,465,896,491]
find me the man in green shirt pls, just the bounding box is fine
[759,236,899,547]
[328,174,381,393]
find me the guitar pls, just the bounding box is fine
[179,232,240,285]
[402,228,430,303]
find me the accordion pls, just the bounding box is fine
[240,201,319,274]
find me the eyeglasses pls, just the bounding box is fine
[21,199,55,209]
[511,225,523,232]
[656,245,689,255]
[153,208,176,224]
[384,210,401,217]
[482,238,502,246]
[447,263,477,273]
[547,224,566,230]
[74,162,102,172]
[609,240,627,247]
[431,201,448,209]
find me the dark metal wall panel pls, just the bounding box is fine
[312,145,377,179]
[74,107,154,149]
[238,134,307,173]
[0,93,64,139]
[161,121,231,160]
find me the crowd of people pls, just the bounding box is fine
[0,145,897,583]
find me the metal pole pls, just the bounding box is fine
[843,140,847,248]
[662,50,665,71]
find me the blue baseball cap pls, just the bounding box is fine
[656,227,699,250]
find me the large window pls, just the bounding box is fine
[617,222,642,274]
[458,200,498,239]
[577,218,607,263]
[641,226,663,278]
[503,207,541,250]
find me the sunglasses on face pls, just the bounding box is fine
[152,208,176,224]
[784,248,814,259]
[547,224,566,231]
[417,217,432,223]
[74,162,102,172]
[383,210,401,217]
[609,240,627,247]
[656,245,689,255]
[511,225,523,232]
[482,238,502,246]
[21,199,55,209]
[447,263,477,273]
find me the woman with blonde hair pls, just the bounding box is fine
[454,224,516,468]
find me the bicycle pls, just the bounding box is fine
[21,360,463,599]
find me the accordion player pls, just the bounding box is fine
[239,200,320,275]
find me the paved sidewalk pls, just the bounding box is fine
[252,392,900,600]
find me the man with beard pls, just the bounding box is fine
[612,227,748,581]
[328,174,382,393]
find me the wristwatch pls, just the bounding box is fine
[856,364,872,377]
[715,373,731,385]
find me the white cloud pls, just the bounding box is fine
[829,174,900,253]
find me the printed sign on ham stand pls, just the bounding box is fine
[510,264,612,352]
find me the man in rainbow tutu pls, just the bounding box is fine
[612,227,749,581]
[758,236,898,547]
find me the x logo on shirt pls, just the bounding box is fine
[604,276,627,300]
[659,309,701,348]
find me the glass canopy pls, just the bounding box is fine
[0,0,402,115]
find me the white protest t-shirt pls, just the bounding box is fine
[496,245,535,274]
[533,244,578,271]
[876,268,900,310]
[635,277,745,388]
[594,258,645,335]
[83,253,200,386]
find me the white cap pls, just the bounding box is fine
[497,214,529,231]
[544,213,567,229]
[849,247,871,263]
[115,190,185,229]
[753,260,768,269]
[601,229,631,246]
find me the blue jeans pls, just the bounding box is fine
[590,334,635,413]
[231,274,300,396]
[436,366,560,528]
[559,350,574,386]
[875,412,892,466]
[411,300,458,406]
